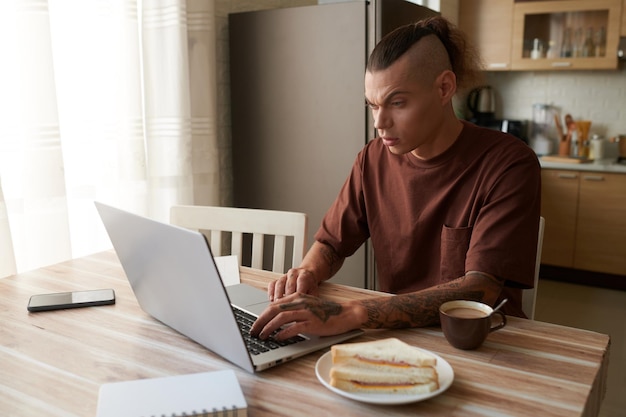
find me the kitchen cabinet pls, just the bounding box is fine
[512,0,622,70]
[541,169,626,276]
[459,0,514,70]
[459,0,622,71]
[576,172,626,274]
[541,170,578,267]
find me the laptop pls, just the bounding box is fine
[95,202,362,373]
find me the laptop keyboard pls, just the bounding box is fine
[232,306,306,356]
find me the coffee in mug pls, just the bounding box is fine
[445,307,488,319]
[439,300,506,350]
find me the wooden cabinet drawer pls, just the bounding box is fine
[541,170,579,267]
[575,172,626,275]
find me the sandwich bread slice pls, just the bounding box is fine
[329,338,439,394]
[330,365,438,394]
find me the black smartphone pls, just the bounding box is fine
[27,289,116,312]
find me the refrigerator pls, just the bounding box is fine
[229,0,438,289]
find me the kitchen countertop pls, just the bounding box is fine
[540,158,626,173]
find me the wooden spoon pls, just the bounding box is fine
[562,114,577,155]
[565,114,575,131]
[557,114,575,156]
[554,113,564,141]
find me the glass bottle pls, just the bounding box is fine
[595,26,606,57]
[582,27,595,57]
[546,40,558,59]
[560,28,573,58]
[573,28,583,57]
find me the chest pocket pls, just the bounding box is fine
[440,225,472,280]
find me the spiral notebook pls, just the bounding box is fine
[96,370,247,417]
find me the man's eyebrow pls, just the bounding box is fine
[365,90,408,106]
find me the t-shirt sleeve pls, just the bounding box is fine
[314,152,370,258]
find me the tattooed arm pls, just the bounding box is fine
[252,271,504,340]
[358,271,504,328]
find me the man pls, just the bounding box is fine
[250,17,541,341]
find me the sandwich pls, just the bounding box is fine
[329,338,439,394]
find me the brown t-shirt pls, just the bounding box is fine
[315,121,541,317]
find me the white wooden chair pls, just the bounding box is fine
[522,216,545,320]
[170,205,308,273]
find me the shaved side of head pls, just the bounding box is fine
[366,17,483,92]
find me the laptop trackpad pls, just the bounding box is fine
[226,284,270,315]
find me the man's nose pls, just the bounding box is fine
[374,109,391,130]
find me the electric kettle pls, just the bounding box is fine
[467,86,496,124]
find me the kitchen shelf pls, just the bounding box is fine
[512,0,622,70]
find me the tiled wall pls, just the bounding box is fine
[482,68,626,143]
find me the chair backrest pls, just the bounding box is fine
[522,216,545,320]
[170,205,308,273]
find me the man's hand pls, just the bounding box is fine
[250,293,363,341]
[268,268,320,301]
[268,241,345,301]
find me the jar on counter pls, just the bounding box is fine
[589,135,607,160]
[613,135,626,162]
[589,135,604,160]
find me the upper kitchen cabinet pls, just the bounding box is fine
[511,0,622,70]
[459,0,514,71]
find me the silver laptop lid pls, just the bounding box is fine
[95,202,255,373]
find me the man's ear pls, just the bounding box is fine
[437,70,457,104]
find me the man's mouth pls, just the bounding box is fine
[382,137,399,147]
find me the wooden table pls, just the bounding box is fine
[0,251,610,417]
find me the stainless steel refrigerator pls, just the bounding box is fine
[229,0,437,288]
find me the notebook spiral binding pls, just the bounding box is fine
[159,405,241,416]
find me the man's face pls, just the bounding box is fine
[364,53,445,159]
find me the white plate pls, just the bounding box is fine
[315,348,454,405]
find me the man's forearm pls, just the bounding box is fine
[356,271,504,329]
[300,241,345,284]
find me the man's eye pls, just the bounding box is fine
[391,101,403,107]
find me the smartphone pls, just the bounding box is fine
[27,289,116,312]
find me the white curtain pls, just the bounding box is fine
[0,0,220,276]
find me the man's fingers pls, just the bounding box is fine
[270,277,287,301]
[255,309,301,339]
[267,280,276,301]
[251,293,298,336]
[285,277,298,295]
